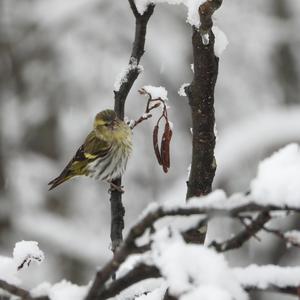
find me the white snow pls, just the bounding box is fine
[134,0,206,27]
[114,58,143,91]
[212,26,229,57]
[185,0,206,27]
[201,33,210,45]
[0,256,20,285]
[190,63,194,73]
[178,83,189,96]
[152,229,247,300]
[134,285,166,299]
[181,285,233,300]
[214,107,300,192]
[31,280,88,300]
[141,85,168,101]
[31,282,52,297]
[284,230,300,246]
[48,280,88,300]
[13,241,44,270]
[251,143,300,208]
[0,241,44,285]
[234,265,300,289]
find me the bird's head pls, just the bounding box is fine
[94,109,127,142]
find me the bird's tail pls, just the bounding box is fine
[48,174,72,190]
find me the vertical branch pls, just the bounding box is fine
[109,1,154,252]
[185,0,223,243]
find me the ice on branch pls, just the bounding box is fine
[178,83,189,97]
[234,265,300,289]
[134,0,206,26]
[114,58,143,92]
[141,85,168,101]
[13,240,44,270]
[251,143,300,208]
[152,229,247,300]
[213,26,229,57]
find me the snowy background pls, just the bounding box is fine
[0,0,300,299]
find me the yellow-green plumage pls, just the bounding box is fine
[48,110,132,190]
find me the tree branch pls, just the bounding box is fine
[0,279,49,300]
[109,1,155,254]
[186,0,222,199]
[199,0,223,35]
[246,285,300,297]
[86,199,300,299]
[185,0,223,245]
[97,264,160,299]
[209,211,271,252]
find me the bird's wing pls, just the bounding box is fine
[48,131,111,190]
[82,131,111,160]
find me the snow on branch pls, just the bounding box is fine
[13,241,44,271]
[2,191,300,298]
[0,279,48,300]
[0,241,47,300]
[84,188,300,299]
[114,58,144,92]
[234,265,300,296]
[134,0,223,28]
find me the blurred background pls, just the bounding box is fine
[0,0,299,298]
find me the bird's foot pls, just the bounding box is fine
[108,182,124,193]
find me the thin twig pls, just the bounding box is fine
[0,279,49,300]
[108,0,155,256]
[262,226,300,248]
[245,285,300,297]
[96,264,160,299]
[209,211,271,252]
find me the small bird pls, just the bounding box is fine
[48,109,132,191]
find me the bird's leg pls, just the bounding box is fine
[107,180,124,193]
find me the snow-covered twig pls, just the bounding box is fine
[0,279,49,300]
[209,211,271,252]
[262,227,300,248]
[85,197,300,300]
[94,264,160,299]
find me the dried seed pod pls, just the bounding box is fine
[153,125,162,165]
[161,122,172,173]
[166,127,172,168]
